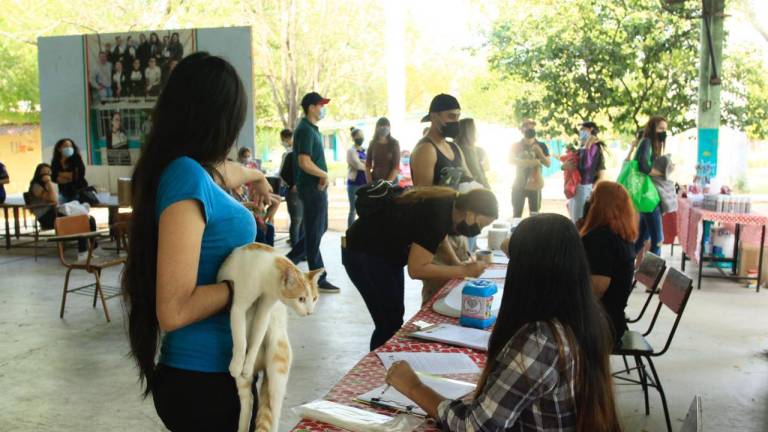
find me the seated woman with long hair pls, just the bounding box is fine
[580,181,638,346]
[385,214,621,432]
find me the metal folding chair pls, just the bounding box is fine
[613,267,694,432]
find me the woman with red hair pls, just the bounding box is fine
[580,181,638,346]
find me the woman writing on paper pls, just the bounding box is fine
[344,187,498,351]
[386,214,621,432]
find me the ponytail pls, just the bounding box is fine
[395,187,499,219]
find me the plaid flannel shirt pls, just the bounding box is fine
[437,321,576,431]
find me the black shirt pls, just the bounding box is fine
[346,196,455,266]
[582,226,636,344]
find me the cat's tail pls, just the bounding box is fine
[254,374,273,432]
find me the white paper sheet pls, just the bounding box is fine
[409,323,491,351]
[491,253,509,265]
[357,373,475,416]
[376,352,480,375]
[293,400,424,432]
[478,268,507,279]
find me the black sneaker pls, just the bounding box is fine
[317,281,340,293]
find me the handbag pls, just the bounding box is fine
[561,150,581,198]
[617,156,660,213]
[77,186,100,205]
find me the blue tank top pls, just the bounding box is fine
[155,157,256,372]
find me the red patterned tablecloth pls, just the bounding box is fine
[291,273,505,432]
[677,197,768,264]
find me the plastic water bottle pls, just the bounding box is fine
[460,279,498,329]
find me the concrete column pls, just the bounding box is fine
[385,0,406,131]
[697,0,725,177]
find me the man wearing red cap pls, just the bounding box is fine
[286,91,340,293]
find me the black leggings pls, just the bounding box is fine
[152,364,257,432]
[342,248,405,351]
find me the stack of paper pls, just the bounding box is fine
[478,268,507,279]
[356,373,475,416]
[409,323,491,351]
[376,352,480,375]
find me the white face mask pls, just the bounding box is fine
[62,147,75,158]
[319,106,327,121]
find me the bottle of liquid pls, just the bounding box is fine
[460,279,498,329]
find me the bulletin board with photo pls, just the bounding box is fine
[83,29,196,166]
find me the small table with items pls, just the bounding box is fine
[1,194,127,250]
[290,272,506,432]
[677,197,767,291]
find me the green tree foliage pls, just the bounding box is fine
[487,0,701,136]
[721,47,768,139]
[486,0,768,139]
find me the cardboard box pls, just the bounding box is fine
[738,241,768,285]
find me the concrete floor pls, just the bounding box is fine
[1,231,767,432]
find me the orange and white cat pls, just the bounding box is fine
[218,243,322,432]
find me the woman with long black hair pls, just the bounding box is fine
[385,214,621,432]
[51,138,88,203]
[365,117,400,183]
[344,187,497,351]
[634,116,668,255]
[122,52,272,431]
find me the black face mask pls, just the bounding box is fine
[441,121,460,139]
[456,221,481,237]
[524,129,537,139]
[657,131,667,142]
[354,138,364,146]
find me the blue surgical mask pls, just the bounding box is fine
[319,106,327,121]
[579,130,589,143]
[62,147,75,158]
[400,157,409,166]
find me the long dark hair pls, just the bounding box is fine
[51,138,84,173]
[477,214,620,431]
[122,52,247,397]
[456,118,476,148]
[370,117,396,147]
[29,163,52,191]
[642,115,667,158]
[394,187,498,219]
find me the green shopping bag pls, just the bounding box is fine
[617,159,660,213]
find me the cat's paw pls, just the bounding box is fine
[229,357,245,378]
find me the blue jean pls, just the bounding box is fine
[255,223,275,247]
[635,205,663,255]
[342,248,405,351]
[285,188,304,247]
[347,183,362,228]
[287,188,327,283]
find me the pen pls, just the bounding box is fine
[381,384,390,395]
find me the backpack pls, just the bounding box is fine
[279,151,295,187]
[354,180,407,218]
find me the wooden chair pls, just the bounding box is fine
[110,212,132,253]
[628,252,667,323]
[613,268,694,432]
[22,192,57,261]
[48,215,125,322]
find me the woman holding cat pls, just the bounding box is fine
[344,187,498,351]
[385,214,621,431]
[123,53,272,431]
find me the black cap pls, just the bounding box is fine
[580,121,599,134]
[301,92,330,112]
[421,94,461,123]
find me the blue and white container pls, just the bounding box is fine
[460,279,498,329]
